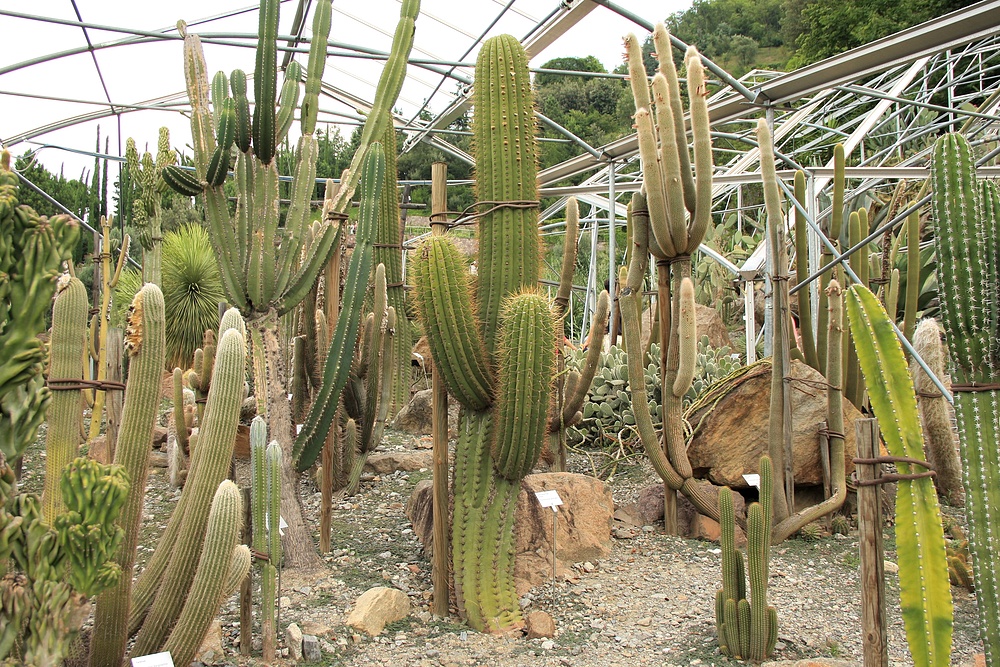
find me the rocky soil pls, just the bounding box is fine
[18,418,985,667]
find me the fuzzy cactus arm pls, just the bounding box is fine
[554,197,579,317]
[847,284,953,667]
[671,277,697,397]
[650,73,687,252]
[490,291,556,480]
[652,24,695,214]
[685,46,713,253]
[412,236,494,411]
[556,290,610,427]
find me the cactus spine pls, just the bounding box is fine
[716,455,778,661]
[42,276,88,523]
[930,132,1000,665]
[847,284,953,667]
[412,34,561,633]
[89,284,166,667]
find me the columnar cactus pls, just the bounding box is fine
[716,455,778,661]
[619,25,719,530]
[42,276,88,523]
[125,128,175,286]
[250,416,279,661]
[0,149,80,463]
[930,131,999,665]
[411,34,559,633]
[847,284,952,667]
[167,0,418,565]
[89,284,167,667]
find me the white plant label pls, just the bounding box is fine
[535,489,563,512]
[132,652,174,667]
[742,473,761,489]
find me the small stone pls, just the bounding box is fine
[541,639,555,651]
[285,622,303,661]
[346,586,411,636]
[525,610,556,639]
[279,596,292,608]
[884,561,899,574]
[636,617,652,627]
[302,634,321,661]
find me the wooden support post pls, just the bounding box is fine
[320,181,344,554]
[240,486,252,656]
[430,161,451,616]
[105,327,124,462]
[856,417,888,667]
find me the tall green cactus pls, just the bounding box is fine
[251,423,281,662]
[620,25,720,531]
[847,283,952,667]
[716,455,778,661]
[412,34,559,633]
[88,284,167,667]
[125,128,175,286]
[169,1,418,564]
[0,149,80,463]
[930,131,999,665]
[42,276,88,523]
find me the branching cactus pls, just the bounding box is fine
[619,25,719,531]
[125,128,175,286]
[930,131,999,665]
[848,284,952,667]
[166,0,418,565]
[0,149,80,463]
[716,455,778,661]
[411,34,559,634]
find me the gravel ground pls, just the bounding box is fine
[17,421,985,667]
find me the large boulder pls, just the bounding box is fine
[392,388,460,436]
[364,450,433,474]
[406,473,613,594]
[686,359,861,488]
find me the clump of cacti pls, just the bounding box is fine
[125,128,176,286]
[411,33,562,633]
[910,318,964,506]
[0,149,80,463]
[716,455,778,661]
[930,131,999,665]
[166,0,418,564]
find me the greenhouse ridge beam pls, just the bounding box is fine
[538,0,1000,187]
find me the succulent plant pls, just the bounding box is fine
[930,131,999,665]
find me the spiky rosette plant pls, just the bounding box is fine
[411,34,560,634]
[167,0,419,567]
[930,131,999,665]
[162,224,226,370]
[0,149,80,462]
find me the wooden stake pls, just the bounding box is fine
[856,417,888,667]
[430,161,451,616]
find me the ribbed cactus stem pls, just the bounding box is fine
[473,33,539,357]
[89,285,166,667]
[161,480,243,667]
[43,276,88,523]
[491,291,556,480]
[931,132,998,665]
[172,367,189,454]
[130,324,246,655]
[748,456,775,662]
[902,211,920,342]
[793,170,819,372]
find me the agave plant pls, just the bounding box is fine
[162,224,226,369]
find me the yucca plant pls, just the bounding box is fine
[162,224,226,370]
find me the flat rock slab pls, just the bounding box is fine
[365,450,434,474]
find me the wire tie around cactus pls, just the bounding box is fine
[325,210,350,223]
[630,208,649,217]
[950,382,1000,392]
[917,390,944,399]
[817,426,845,440]
[249,548,270,562]
[852,455,936,486]
[667,254,691,265]
[46,378,125,391]
[439,199,540,229]
[93,252,111,263]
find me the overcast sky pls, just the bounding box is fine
[1,0,691,186]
